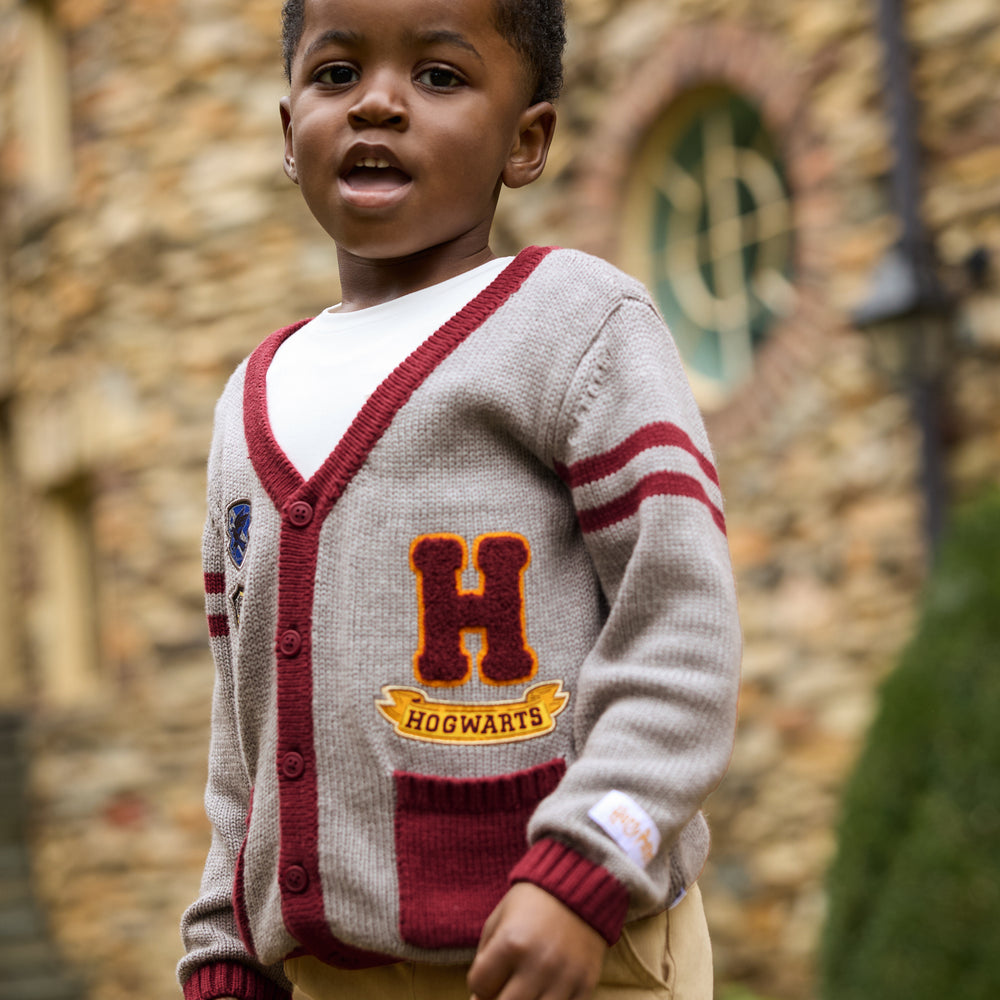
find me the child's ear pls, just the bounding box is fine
[279,97,298,184]
[502,102,557,189]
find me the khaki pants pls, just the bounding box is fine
[286,884,712,1000]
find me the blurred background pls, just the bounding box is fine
[0,0,998,997]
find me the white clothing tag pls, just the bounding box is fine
[587,790,661,868]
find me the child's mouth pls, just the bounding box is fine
[344,158,412,191]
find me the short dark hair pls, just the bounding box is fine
[280,0,565,105]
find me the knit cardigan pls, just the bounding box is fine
[179,247,741,1000]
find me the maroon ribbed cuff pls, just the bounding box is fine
[182,962,291,1000]
[508,838,630,944]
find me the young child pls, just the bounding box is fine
[178,0,741,997]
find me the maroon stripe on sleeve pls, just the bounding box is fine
[576,470,726,535]
[207,614,230,637]
[555,421,719,488]
[204,572,226,594]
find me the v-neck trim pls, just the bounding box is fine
[243,246,554,522]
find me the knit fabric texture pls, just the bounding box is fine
[178,247,741,998]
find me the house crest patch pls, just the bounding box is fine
[226,501,251,569]
[375,531,569,745]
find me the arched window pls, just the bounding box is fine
[622,86,795,407]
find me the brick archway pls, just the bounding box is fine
[574,22,843,445]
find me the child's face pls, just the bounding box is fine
[280,0,552,265]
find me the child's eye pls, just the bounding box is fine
[315,64,358,86]
[417,67,463,89]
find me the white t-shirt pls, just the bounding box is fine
[267,257,513,479]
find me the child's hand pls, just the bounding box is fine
[467,882,607,1000]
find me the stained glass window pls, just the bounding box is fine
[623,87,795,404]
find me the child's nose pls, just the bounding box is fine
[347,73,409,130]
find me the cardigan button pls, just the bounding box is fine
[288,501,313,527]
[282,864,309,894]
[279,629,302,657]
[280,751,305,780]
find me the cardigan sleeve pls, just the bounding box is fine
[177,511,293,1000]
[511,293,742,942]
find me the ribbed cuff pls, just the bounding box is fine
[508,838,630,944]
[182,962,291,1000]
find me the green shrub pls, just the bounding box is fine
[718,986,776,1000]
[821,492,1000,1000]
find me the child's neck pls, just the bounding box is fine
[335,242,498,312]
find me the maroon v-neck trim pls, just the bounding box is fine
[244,245,554,522]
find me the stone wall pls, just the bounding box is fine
[0,0,998,998]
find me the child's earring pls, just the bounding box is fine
[502,102,556,189]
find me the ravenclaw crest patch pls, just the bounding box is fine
[226,501,251,569]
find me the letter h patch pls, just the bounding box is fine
[409,533,538,687]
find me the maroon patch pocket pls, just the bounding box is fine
[394,759,566,949]
[232,787,256,957]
